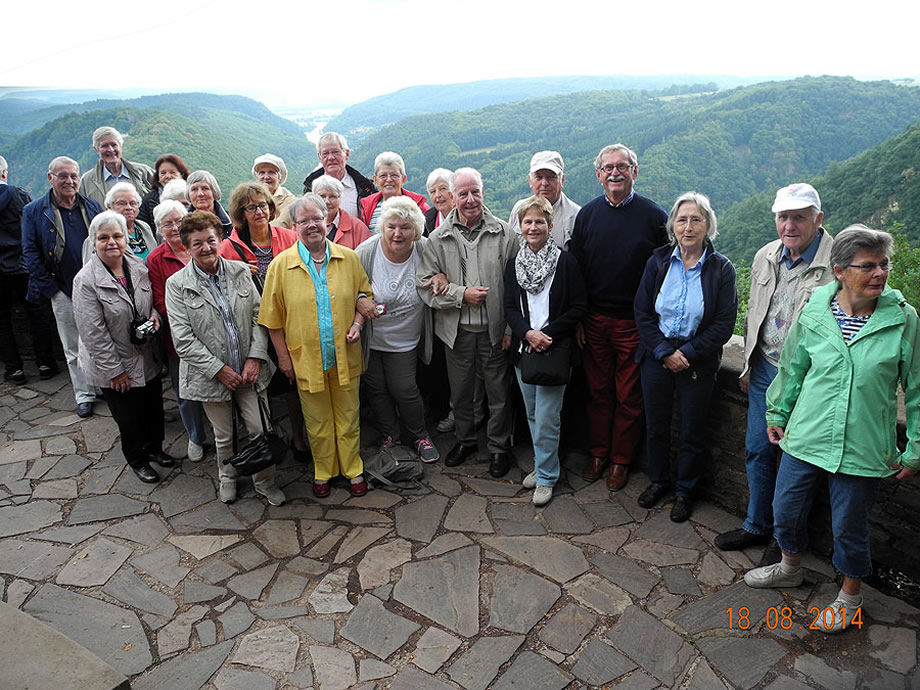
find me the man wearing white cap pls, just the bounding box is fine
[507,151,581,250]
[252,154,297,228]
[715,182,834,561]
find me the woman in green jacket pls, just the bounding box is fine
[744,225,920,633]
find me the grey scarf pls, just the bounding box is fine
[515,237,560,294]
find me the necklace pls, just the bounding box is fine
[312,254,326,264]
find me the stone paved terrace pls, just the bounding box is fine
[2,371,919,690]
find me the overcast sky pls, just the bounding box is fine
[2,0,917,109]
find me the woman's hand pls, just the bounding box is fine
[216,365,245,391]
[356,296,378,321]
[525,330,553,352]
[241,358,261,384]
[110,371,131,393]
[422,273,449,296]
[766,426,785,445]
[247,261,259,275]
[148,313,161,331]
[896,466,918,480]
[739,372,749,394]
[662,350,690,373]
[575,322,585,348]
[347,323,361,343]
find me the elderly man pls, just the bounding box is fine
[302,132,375,218]
[78,126,154,206]
[569,144,668,491]
[715,183,834,561]
[508,151,581,250]
[252,153,296,228]
[0,156,58,384]
[417,167,518,477]
[23,157,103,416]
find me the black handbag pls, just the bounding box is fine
[222,391,286,475]
[520,337,572,386]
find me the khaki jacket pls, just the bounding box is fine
[741,230,834,378]
[271,187,297,228]
[165,257,274,402]
[79,159,155,207]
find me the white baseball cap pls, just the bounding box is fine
[772,183,821,213]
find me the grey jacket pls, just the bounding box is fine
[72,253,160,387]
[165,257,274,402]
[355,234,433,367]
[416,207,518,348]
[79,158,155,207]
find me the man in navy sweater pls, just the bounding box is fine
[569,144,668,491]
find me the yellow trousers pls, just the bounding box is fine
[298,367,363,481]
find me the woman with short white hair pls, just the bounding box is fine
[424,168,454,235]
[82,182,158,263]
[187,170,233,238]
[359,152,430,233]
[312,174,371,249]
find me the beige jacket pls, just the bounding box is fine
[72,253,161,387]
[79,159,155,207]
[741,229,834,378]
[272,187,297,228]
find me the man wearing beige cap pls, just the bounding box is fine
[508,151,580,250]
[715,182,834,562]
[252,154,297,228]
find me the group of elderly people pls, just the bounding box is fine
[11,125,919,634]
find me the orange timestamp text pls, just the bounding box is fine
[725,606,863,630]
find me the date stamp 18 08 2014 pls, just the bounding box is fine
[725,606,863,631]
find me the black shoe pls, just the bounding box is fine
[714,527,771,551]
[76,402,94,418]
[4,368,26,384]
[759,539,782,567]
[38,363,59,380]
[670,496,694,523]
[444,442,477,467]
[489,452,512,478]
[638,483,669,509]
[132,463,160,483]
[148,450,176,468]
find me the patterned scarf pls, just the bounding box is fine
[515,236,560,294]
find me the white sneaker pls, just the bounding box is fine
[256,485,286,506]
[187,440,205,463]
[743,562,803,589]
[813,596,863,633]
[219,482,237,504]
[532,486,553,506]
[522,471,537,489]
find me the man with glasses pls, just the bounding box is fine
[715,182,834,564]
[22,156,102,417]
[569,144,668,491]
[302,132,375,217]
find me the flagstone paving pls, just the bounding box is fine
[3,372,920,688]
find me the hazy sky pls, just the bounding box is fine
[3,0,916,109]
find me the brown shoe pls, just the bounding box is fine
[582,456,607,482]
[606,463,628,491]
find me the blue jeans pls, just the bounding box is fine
[743,352,781,536]
[168,356,207,446]
[773,452,880,579]
[515,367,565,487]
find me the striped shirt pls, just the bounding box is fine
[831,296,869,344]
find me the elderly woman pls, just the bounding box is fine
[260,194,372,498]
[356,197,438,462]
[72,211,171,483]
[147,200,208,462]
[161,178,189,205]
[311,175,371,249]
[81,182,158,263]
[424,168,454,235]
[78,126,154,206]
[744,225,920,632]
[633,192,736,522]
[252,154,296,228]
[359,152,430,233]
[165,211,285,506]
[138,154,190,228]
[187,170,232,238]
[504,196,587,505]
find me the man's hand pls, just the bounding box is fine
[241,358,261,384]
[463,286,489,305]
[501,333,512,351]
[356,296,378,321]
[766,426,785,445]
[216,365,245,391]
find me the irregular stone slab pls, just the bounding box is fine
[623,538,699,566]
[286,555,328,576]
[219,601,255,639]
[868,625,916,674]
[4,478,31,495]
[169,501,246,533]
[444,494,493,533]
[488,563,560,633]
[342,594,420,659]
[48,413,84,427]
[358,538,412,590]
[698,551,736,587]
[295,617,336,643]
[669,581,784,635]
[0,500,62,536]
[393,545,481,636]
[298,518,333,547]
[133,640,233,690]
[309,567,353,613]
[5,579,34,608]
[80,416,120,453]
[67,494,147,525]
[764,675,817,690]
[265,570,308,605]
[543,495,594,534]
[460,476,522,497]
[479,536,589,583]
[346,488,402,509]
[307,524,349,558]
[33,524,103,545]
[633,510,705,549]
[567,573,633,615]
[663,567,703,596]
[232,624,299,672]
[412,627,462,673]
[103,570,177,617]
[490,502,546,536]
[25,456,58,480]
[55,537,132,587]
[226,542,269,570]
[0,539,73,579]
[392,665,458,690]
[360,658,396,681]
[688,658,728,689]
[447,634,525,690]
[334,526,391,563]
[325,508,392,525]
[583,500,636,528]
[289,666,314,688]
[257,605,309,620]
[43,453,90,479]
[590,551,659,598]
[32,478,78,499]
[794,653,856,690]
[571,638,637,685]
[538,603,597,654]
[862,584,920,625]
[424,470,462,497]
[168,534,241,560]
[158,605,207,657]
[0,439,41,465]
[396,494,450,542]
[131,545,190,588]
[80,465,123,496]
[183,581,227,604]
[607,606,694,687]
[44,435,77,455]
[696,636,786,688]
[310,645,357,690]
[150,474,214,517]
[195,559,238,584]
[417,532,474,558]
[24,583,151,675]
[492,650,571,690]
[253,519,300,558]
[215,667,274,690]
[227,562,277,600]
[230,497,266,525]
[573,526,630,552]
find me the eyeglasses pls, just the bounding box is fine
[294,217,325,227]
[674,216,706,228]
[159,219,181,230]
[598,163,633,174]
[319,149,345,159]
[50,172,79,181]
[112,200,140,208]
[376,172,403,180]
[243,202,269,214]
[848,262,893,273]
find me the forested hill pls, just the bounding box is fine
[347,76,920,226]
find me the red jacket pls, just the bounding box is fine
[332,210,371,250]
[220,224,298,266]
[146,241,189,359]
[359,189,431,228]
